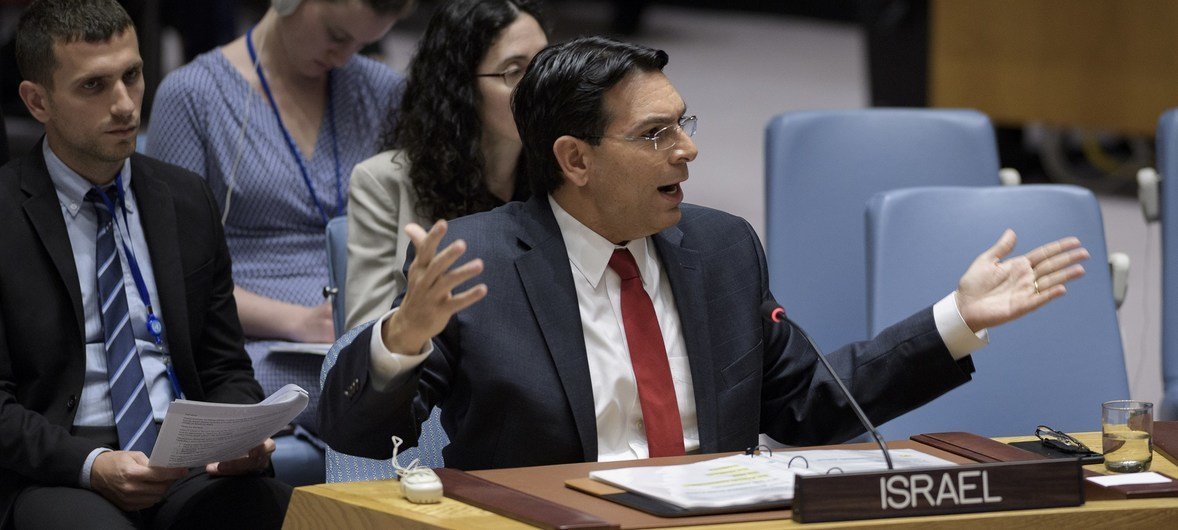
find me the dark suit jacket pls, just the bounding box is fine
[0,146,263,525]
[320,197,975,470]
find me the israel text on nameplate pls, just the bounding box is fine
[791,459,1084,523]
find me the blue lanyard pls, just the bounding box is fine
[247,26,344,226]
[93,175,184,399]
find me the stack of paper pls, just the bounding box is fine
[148,384,309,467]
[589,449,956,509]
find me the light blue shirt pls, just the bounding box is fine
[43,143,175,487]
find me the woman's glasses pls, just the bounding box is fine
[476,67,526,88]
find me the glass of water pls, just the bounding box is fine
[1102,400,1153,473]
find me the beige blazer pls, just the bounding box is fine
[344,150,430,329]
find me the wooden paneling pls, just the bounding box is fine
[930,0,1178,134]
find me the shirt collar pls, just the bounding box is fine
[548,195,661,290]
[43,141,133,219]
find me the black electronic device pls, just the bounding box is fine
[1007,440,1103,465]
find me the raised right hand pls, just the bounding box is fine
[381,220,487,354]
[91,450,189,511]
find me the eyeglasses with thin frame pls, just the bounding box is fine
[582,114,698,151]
[476,67,526,88]
[1035,425,1096,454]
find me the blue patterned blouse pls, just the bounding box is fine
[147,50,403,429]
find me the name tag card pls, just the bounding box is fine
[792,459,1083,523]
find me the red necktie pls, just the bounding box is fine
[608,249,686,457]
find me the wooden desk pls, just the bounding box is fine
[998,431,1178,478]
[283,433,1178,529]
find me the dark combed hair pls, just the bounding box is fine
[512,36,668,197]
[15,0,135,87]
[385,0,548,222]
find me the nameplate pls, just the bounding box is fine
[791,459,1083,523]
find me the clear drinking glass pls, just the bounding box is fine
[1102,400,1153,473]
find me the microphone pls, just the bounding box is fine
[761,301,894,470]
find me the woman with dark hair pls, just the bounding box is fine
[345,0,548,328]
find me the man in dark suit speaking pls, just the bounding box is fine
[321,37,1089,470]
[0,1,288,527]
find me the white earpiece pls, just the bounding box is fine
[390,436,443,504]
[222,23,269,225]
[1138,167,1160,223]
[272,0,303,16]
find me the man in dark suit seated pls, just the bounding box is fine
[0,1,290,528]
[321,36,1090,470]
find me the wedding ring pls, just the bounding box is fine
[1033,279,1041,295]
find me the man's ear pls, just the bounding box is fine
[553,135,592,188]
[18,81,51,124]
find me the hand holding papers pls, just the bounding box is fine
[587,449,956,510]
[148,384,309,468]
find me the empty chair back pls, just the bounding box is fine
[866,185,1128,438]
[765,108,1002,352]
[325,216,348,338]
[1158,109,1178,419]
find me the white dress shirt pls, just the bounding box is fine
[547,197,698,460]
[367,195,988,461]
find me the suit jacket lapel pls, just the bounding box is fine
[19,146,85,336]
[514,197,598,461]
[652,226,720,453]
[130,157,194,389]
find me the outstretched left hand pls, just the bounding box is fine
[955,229,1089,332]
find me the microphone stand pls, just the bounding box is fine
[766,305,894,470]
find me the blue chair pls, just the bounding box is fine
[865,185,1129,438]
[325,216,349,339]
[1155,109,1178,420]
[765,109,1014,353]
[320,218,448,481]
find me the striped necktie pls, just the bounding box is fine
[87,187,158,454]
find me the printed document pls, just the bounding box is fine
[589,449,956,509]
[774,448,957,474]
[148,384,309,467]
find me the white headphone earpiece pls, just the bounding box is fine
[272,0,304,16]
[221,23,269,225]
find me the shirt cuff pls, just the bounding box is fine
[933,291,990,361]
[79,447,113,489]
[368,307,433,392]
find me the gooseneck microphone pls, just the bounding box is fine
[762,301,894,470]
